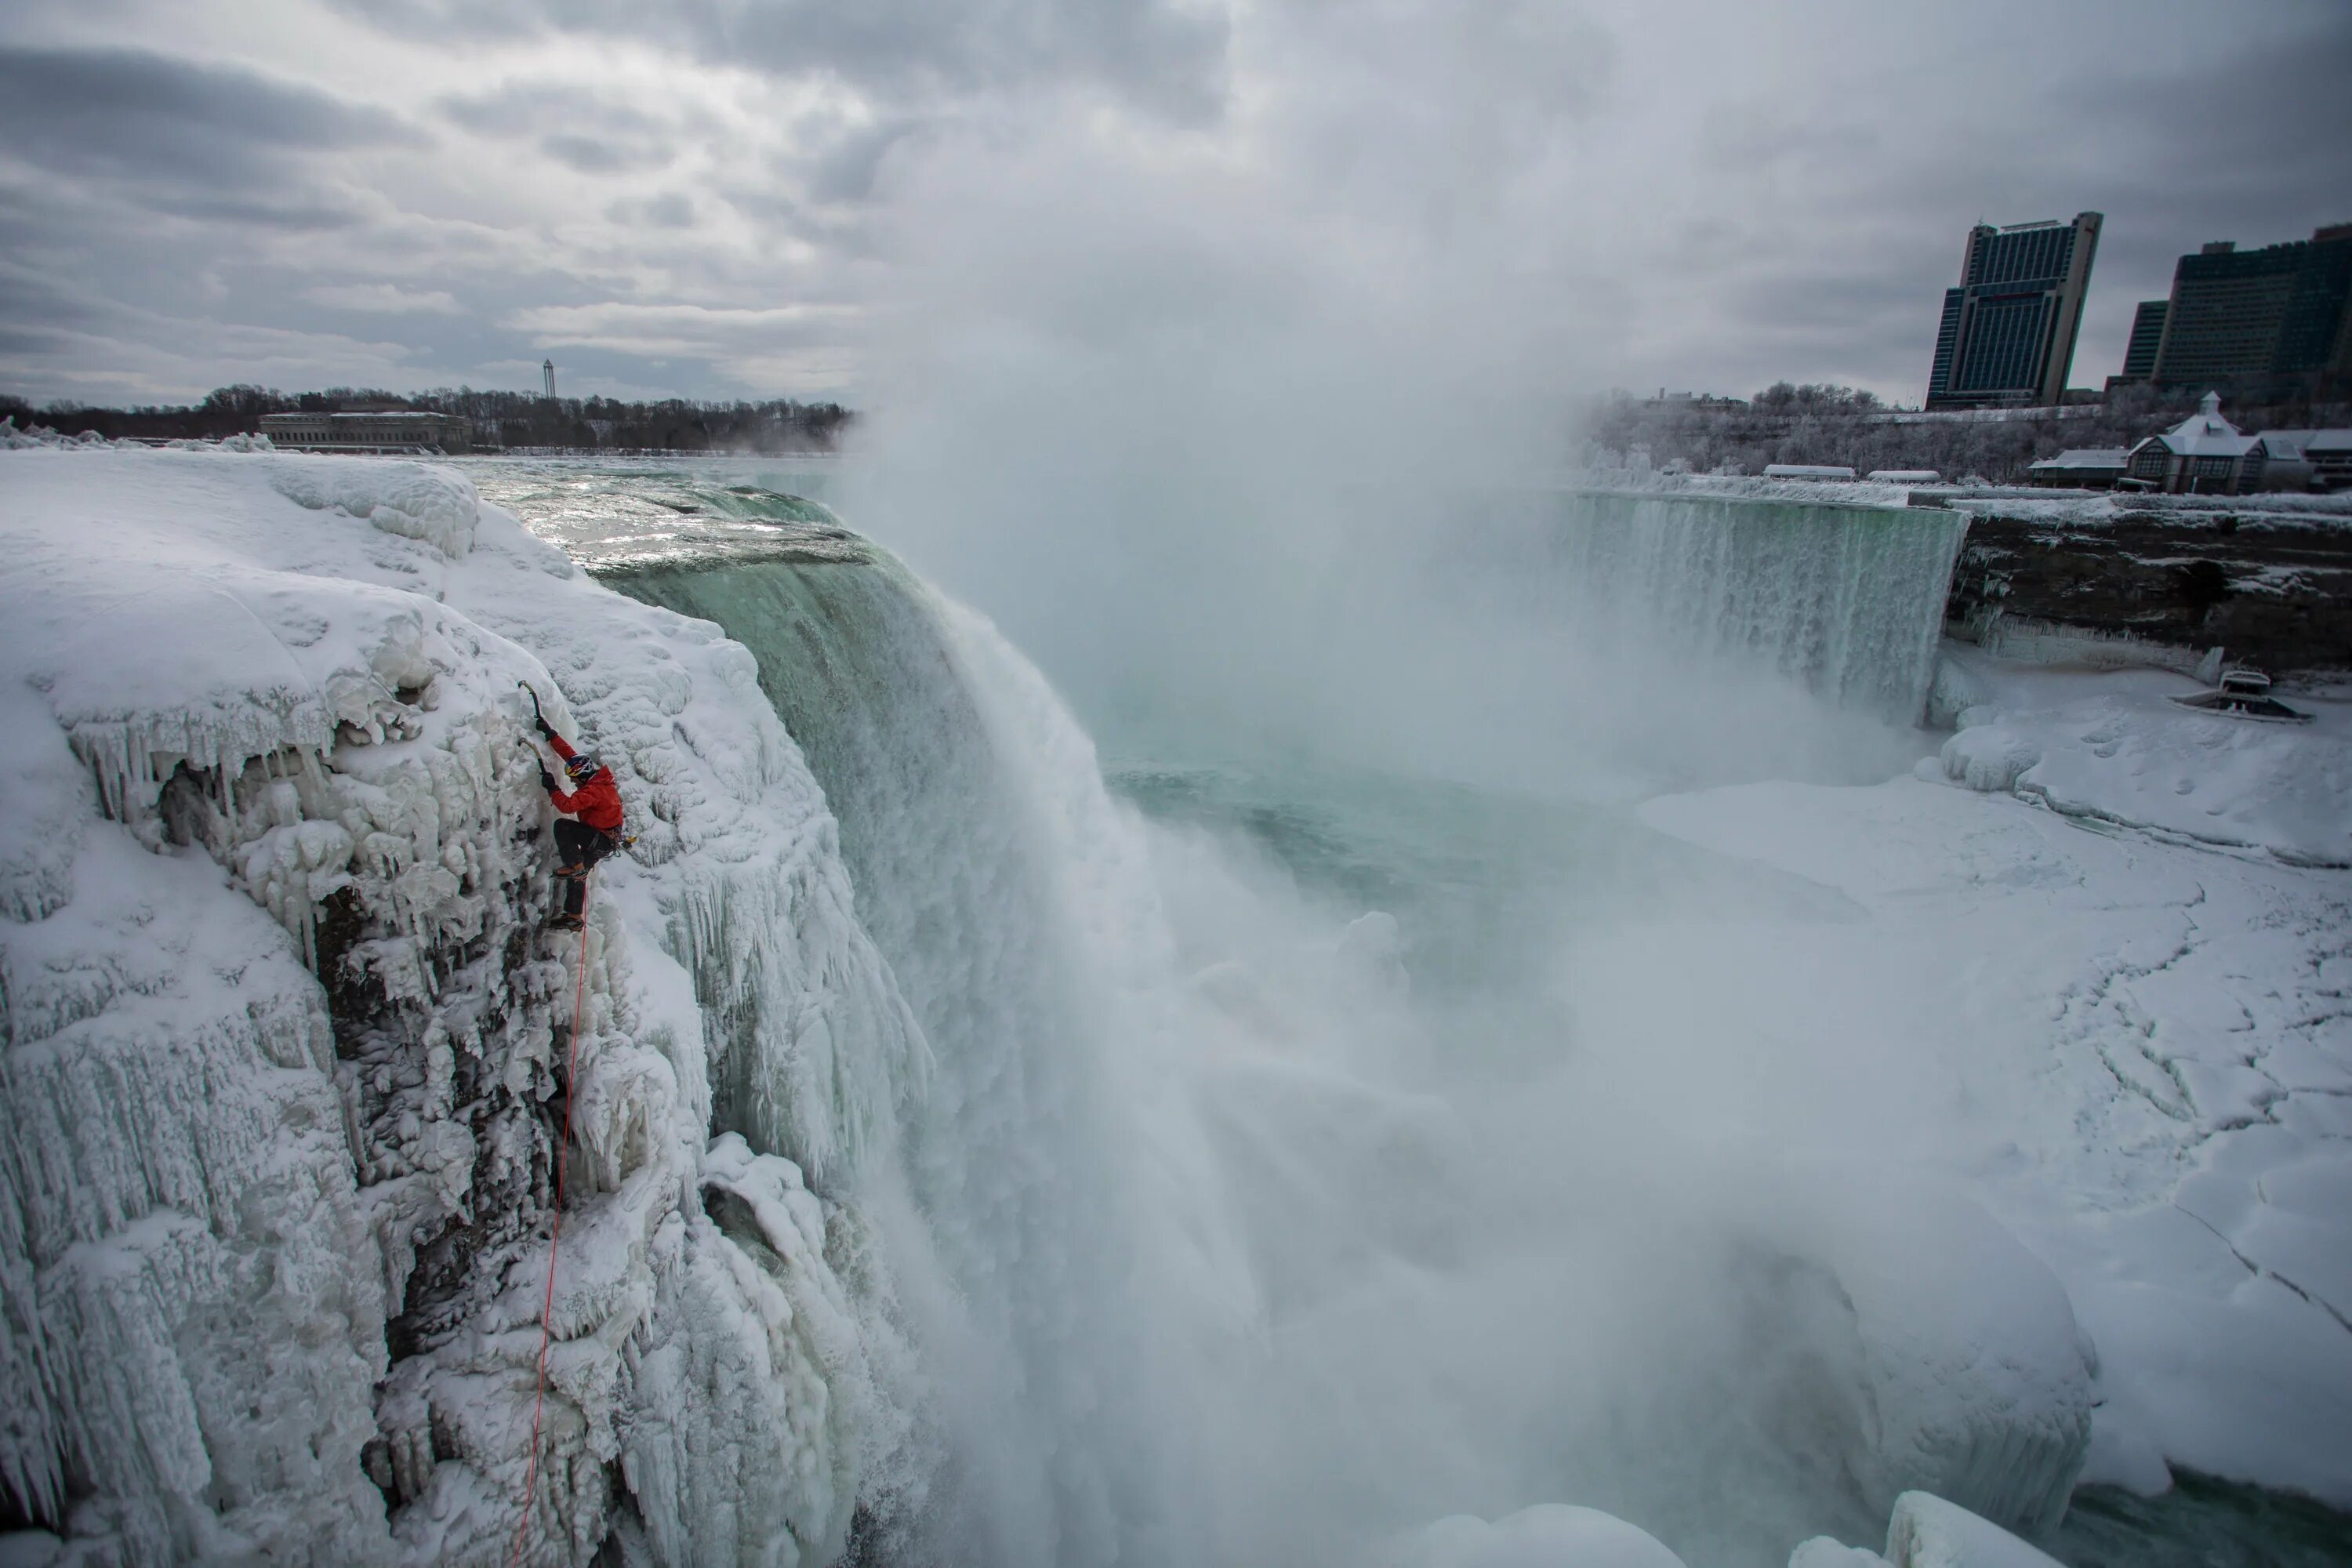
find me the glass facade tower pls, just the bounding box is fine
[2147,227,2352,396]
[1924,212,2102,410]
[2119,300,2169,382]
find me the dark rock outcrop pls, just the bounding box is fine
[1944,510,2352,676]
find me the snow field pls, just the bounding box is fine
[1629,747,2352,1509]
[1929,648,2352,866]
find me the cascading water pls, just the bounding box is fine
[598,543,1220,1567]
[1441,488,1969,724]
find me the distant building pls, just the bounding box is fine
[2139,227,2352,397]
[1925,212,2102,411]
[1864,469,1942,484]
[1762,463,1857,481]
[2107,299,2169,388]
[2122,391,2267,494]
[2025,448,2130,489]
[543,359,557,401]
[2304,430,2352,490]
[260,410,473,454]
[2245,430,2318,492]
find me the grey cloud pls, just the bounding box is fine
[0,45,417,187]
[438,80,666,140]
[805,121,918,205]
[543,133,668,174]
[1698,106,1879,177]
[0,261,103,332]
[438,82,682,172]
[606,192,697,229]
[7,0,2348,413]
[343,0,1230,121]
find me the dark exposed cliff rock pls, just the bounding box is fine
[1944,509,2352,677]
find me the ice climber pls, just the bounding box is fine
[534,714,622,932]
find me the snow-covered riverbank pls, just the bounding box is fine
[1606,657,2352,1512]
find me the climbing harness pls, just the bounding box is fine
[507,869,593,1568]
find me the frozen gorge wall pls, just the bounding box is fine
[1449,490,1969,723]
[1944,505,2352,677]
[0,446,927,1566]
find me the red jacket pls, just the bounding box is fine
[546,732,625,832]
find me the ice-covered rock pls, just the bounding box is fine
[1385,1504,1689,1568]
[1925,652,2352,865]
[0,447,924,1563]
[1788,1540,1887,1568]
[1882,1491,2062,1567]
[1724,1167,2092,1538]
[1936,726,2040,795]
[1785,1487,2066,1566]
[1924,655,1988,731]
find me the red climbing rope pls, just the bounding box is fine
[508,876,592,1568]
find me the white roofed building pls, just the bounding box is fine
[2122,391,2267,494]
[2025,448,2130,488]
[2302,430,2352,490]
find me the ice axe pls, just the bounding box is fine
[518,681,561,744]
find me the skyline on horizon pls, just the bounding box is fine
[2,0,2348,413]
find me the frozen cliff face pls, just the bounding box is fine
[0,447,923,1565]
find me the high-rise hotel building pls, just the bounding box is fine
[1924,212,2102,410]
[2111,227,2352,398]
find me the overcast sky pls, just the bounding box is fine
[2,0,2347,411]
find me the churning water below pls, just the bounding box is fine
[470,458,2350,1568]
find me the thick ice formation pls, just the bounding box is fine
[1786,1489,2065,1568]
[0,446,923,1563]
[1722,1171,2091,1535]
[1386,1504,1690,1568]
[1882,1490,2065,1567]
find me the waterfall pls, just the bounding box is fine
[604,551,1214,1567]
[1446,488,1968,724]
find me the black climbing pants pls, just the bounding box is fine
[554,819,619,918]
